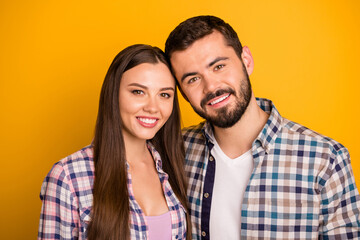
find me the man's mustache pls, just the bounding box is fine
[200,88,236,109]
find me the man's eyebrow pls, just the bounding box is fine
[128,83,174,91]
[181,72,198,83]
[208,57,229,68]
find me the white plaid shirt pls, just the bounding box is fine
[183,98,360,240]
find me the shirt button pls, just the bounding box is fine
[209,156,214,161]
[204,192,209,198]
[202,231,206,237]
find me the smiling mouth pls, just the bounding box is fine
[208,93,231,105]
[137,117,158,124]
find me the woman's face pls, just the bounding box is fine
[119,62,175,142]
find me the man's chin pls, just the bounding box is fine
[193,103,247,128]
[209,115,241,128]
[192,108,222,122]
[200,113,239,128]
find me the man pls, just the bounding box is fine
[165,15,360,239]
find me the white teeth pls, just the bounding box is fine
[138,117,157,124]
[210,94,230,105]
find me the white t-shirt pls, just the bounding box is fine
[209,137,254,240]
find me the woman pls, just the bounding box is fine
[38,44,191,239]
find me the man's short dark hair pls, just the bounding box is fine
[165,15,243,59]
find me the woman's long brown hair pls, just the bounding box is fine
[87,44,191,240]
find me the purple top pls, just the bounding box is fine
[146,211,172,240]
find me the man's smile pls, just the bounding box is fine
[208,93,231,106]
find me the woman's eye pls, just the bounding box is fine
[214,64,224,71]
[132,90,144,95]
[160,93,171,98]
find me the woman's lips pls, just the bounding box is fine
[136,117,159,128]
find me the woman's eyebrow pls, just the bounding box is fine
[128,83,174,92]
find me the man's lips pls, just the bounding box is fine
[200,88,235,109]
[136,117,159,127]
[208,93,231,106]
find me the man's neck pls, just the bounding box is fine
[213,96,269,159]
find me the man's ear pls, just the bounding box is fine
[241,46,254,76]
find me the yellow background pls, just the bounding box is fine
[1,0,359,238]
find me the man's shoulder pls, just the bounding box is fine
[281,118,348,156]
[182,121,206,139]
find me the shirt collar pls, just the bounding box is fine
[254,98,283,153]
[146,141,164,173]
[202,121,215,142]
[201,98,283,153]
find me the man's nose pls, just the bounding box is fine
[202,74,222,94]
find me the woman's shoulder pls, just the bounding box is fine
[59,145,93,167]
[39,146,95,229]
[54,145,94,176]
[42,145,95,198]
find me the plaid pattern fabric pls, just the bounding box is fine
[183,98,360,240]
[38,143,187,239]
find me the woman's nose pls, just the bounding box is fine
[143,96,158,113]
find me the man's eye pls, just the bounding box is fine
[132,90,144,95]
[214,64,225,71]
[188,76,199,84]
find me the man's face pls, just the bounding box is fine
[170,31,253,128]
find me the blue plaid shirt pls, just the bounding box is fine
[38,142,187,239]
[183,98,360,240]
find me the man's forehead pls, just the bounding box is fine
[170,31,232,69]
[171,31,227,57]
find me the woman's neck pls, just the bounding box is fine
[122,134,152,166]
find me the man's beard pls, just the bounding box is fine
[191,70,252,129]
